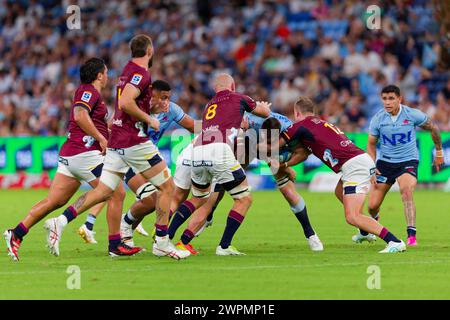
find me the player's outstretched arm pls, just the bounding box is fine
[420,119,444,171]
[120,84,159,130]
[74,107,108,154]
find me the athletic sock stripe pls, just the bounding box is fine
[229,210,244,223]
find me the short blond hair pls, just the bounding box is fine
[295,97,316,114]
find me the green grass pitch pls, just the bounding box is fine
[0,189,449,299]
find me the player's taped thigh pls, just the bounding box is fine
[228,183,251,199]
[135,182,157,200]
[191,180,211,198]
[148,167,171,187]
[99,170,122,190]
[276,174,290,189]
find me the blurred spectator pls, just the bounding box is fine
[0,0,447,138]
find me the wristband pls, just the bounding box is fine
[436,149,444,158]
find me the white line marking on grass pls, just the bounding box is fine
[1,258,450,275]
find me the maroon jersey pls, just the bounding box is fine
[196,90,256,146]
[109,61,152,148]
[59,84,108,157]
[281,116,364,172]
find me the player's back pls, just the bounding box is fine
[198,89,255,146]
[282,116,364,172]
[245,111,292,133]
[60,83,108,157]
[110,61,152,149]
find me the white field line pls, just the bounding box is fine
[1,258,450,275]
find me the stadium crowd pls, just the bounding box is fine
[0,0,448,137]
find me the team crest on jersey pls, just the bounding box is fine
[81,91,92,103]
[130,74,143,85]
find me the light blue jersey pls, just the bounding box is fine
[148,101,186,144]
[369,104,428,163]
[244,111,292,133]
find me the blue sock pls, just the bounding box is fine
[13,222,29,240]
[62,206,78,224]
[181,229,195,245]
[84,214,96,231]
[155,224,168,237]
[407,226,416,237]
[290,198,315,238]
[219,210,244,249]
[380,227,401,244]
[108,234,121,251]
[168,201,195,239]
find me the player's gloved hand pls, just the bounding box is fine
[148,117,160,131]
[433,150,444,172]
[99,137,108,155]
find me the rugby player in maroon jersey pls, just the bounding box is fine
[3,58,124,261]
[277,97,406,253]
[44,35,188,259]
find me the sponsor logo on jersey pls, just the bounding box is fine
[381,131,412,145]
[112,119,123,127]
[81,91,92,103]
[130,74,143,85]
[340,140,352,147]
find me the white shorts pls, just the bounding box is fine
[191,142,245,190]
[103,140,163,174]
[340,153,376,195]
[174,144,193,190]
[57,150,103,183]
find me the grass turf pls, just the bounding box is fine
[0,189,449,299]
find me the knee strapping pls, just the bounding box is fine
[276,175,290,189]
[135,182,157,200]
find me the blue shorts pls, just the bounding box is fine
[376,160,419,185]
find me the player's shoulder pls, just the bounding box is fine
[371,108,387,123]
[402,104,425,116]
[123,61,150,84]
[75,83,99,103]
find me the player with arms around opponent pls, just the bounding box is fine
[44,35,188,259]
[174,73,271,256]
[279,97,406,253]
[168,112,324,252]
[3,58,121,261]
[352,85,444,246]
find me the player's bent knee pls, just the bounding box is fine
[112,186,126,202]
[345,215,358,226]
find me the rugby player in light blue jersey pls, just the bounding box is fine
[352,85,444,246]
[78,80,196,245]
